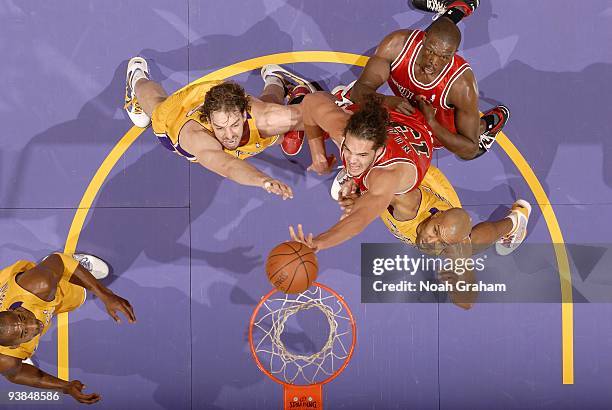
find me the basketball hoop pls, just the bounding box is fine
[249,282,356,409]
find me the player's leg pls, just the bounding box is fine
[470,217,513,254]
[474,105,510,156]
[411,0,479,22]
[411,1,509,157]
[260,64,318,156]
[72,253,110,280]
[134,78,168,118]
[260,65,287,105]
[39,252,110,280]
[125,56,168,127]
[469,200,531,255]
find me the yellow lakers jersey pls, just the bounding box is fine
[0,257,86,359]
[151,81,278,161]
[380,166,462,245]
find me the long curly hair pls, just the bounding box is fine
[200,81,250,123]
[344,96,389,150]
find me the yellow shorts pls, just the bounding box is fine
[151,81,228,161]
[151,87,198,143]
[55,280,87,314]
[380,166,461,245]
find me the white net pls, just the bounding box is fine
[251,285,355,386]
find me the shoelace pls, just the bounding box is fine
[77,257,93,271]
[124,67,146,115]
[479,135,495,150]
[500,234,516,247]
[427,0,448,13]
[336,170,350,185]
[428,0,448,19]
[500,211,525,246]
[124,96,144,115]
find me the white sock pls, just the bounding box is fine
[130,68,148,91]
[263,75,284,89]
[504,211,519,236]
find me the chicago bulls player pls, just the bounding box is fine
[287,91,435,251]
[288,91,531,308]
[345,0,509,160]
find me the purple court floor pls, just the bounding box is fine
[2,1,612,409]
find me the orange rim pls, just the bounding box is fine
[248,282,357,387]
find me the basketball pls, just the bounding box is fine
[266,241,318,294]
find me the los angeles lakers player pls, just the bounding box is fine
[124,57,332,200]
[334,165,530,258]
[332,164,529,309]
[0,253,135,404]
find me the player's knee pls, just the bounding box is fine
[302,92,315,105]
[150,96,167,111]
[39,253,64,271]
[457,143,480,161]
[458,154,476,161]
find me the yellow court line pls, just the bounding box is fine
[496,134,574,384]
[184,51,369,89]
[58,126,144,380]
[60,51,573,384]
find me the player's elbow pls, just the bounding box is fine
[302,92,316,103]
[350,81,376,104]
[302,92,323,111]
[0,363,22,383]
[455,301,474,310]
[4,371,19,383]
[349,81,365,101]
[456,140,480,160]
[450,289,477,310]
[344,208,376,237]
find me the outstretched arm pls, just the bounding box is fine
[0,355,100,404]
[313,189,394,250]
[249,96,303,135]
[438,239,478,310]
[250,95,336,175]
[37,254,136,323]
[181,126,293,199]
[290,165,411,251]
[298,91,352,174]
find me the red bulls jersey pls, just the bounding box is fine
[387,30,471,149]
[342,106,434,194]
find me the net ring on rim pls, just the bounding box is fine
[248,282,357,388]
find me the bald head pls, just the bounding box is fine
[438,208,472,244]
[425,17,462,51]
[0,308,43,347]
[0,311,17,346]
